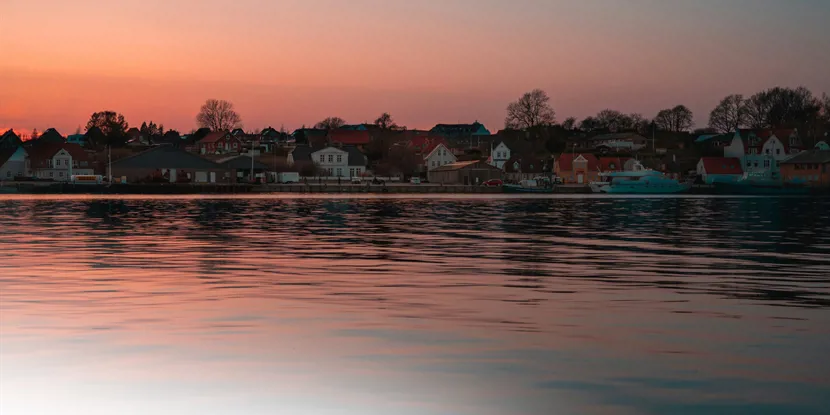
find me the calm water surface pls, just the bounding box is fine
[1,195,829,415]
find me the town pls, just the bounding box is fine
[2,87,829,194]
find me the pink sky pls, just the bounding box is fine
[2,0,829,135]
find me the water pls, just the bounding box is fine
[1,195,829,415]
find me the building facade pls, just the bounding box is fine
[424,143,457,171]
[779,150,830,187]
[29,144,93,181]
[696,157,744,184]
[0,147,30,179]
[490,142,511,169]
[556,153,600,184]
[724,129,804,179]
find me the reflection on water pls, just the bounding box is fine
[1,195,829,415]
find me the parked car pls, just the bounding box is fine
[372,177,385,185]
[410,177,421,185]
[351,176,362,184]
[482,179,503,187]
[553,177,564,184]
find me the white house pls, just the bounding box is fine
[424,143,457,171]
[723,129,803,179]
[490,141,511,169]
[311,146,366,178]
[30,144,94,181]
[0,146,30,179]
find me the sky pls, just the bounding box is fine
[1,0,829,135]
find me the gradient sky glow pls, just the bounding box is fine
[2,0,829,134]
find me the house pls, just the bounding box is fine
[490,141,511,169]
[598,157,634,172]
[430,122,491,145]
[111,145,230,183]
[1,129,24,150]
[328,130,371,147]
[779,150,830,187]
[816,141,830,151]
[503,155,546,182]
[29,128,66,146]
[66,134,88,147]
[424,142,457,171]
[28,143,93,181]
[724,129,804,178]
[195,131,243,155]
[310,146,366,178]
[555,153,600,184]
[427,160,502,185]
[292,128,328,146]
[217,155,271,181]
[696,157,744,184]
[0,146,30,179]
[345,146,368,178]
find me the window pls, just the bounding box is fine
[59,172,63,178]
[776,149,781,155]
[6,171,10,178]
[765,149,770,155]
[350,168,355,177]
[73,160,79,168]
[746,161,751,167]
[754,162,759,168]
[764,160,770,168]
[337,155,342,163]
[233,142,238,148]
[319,155,325,162]
[328,155,333,163]
[49,172,54,178]
[336,168,342,177]
[431,161,436,167]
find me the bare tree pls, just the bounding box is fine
[315,117,346,130]
[744,87,821,129]
[654,105,694,132]
[374,113,399,130]
[708,94,747,133]
[505,89,556,129]
[197,99,242,131]
[561,117,577,131]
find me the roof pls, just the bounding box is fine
[290,145,315,163]
[111,145,223,170]
[29,128,65,145]
[503,155,545,173]
[216,155,270,170]
[197,131,230,144]
[345,146,367,167]
[779,150,830,165]
[700,157,744,175]
[598,157,632,172]
[28,143,89,168]
[1,129,23,147]
[557,153,599,171]
[423,142,451,159]
[430,160,492,172]
[0,148,20,167]
[329,130,371,145]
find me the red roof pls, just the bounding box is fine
[557,153,599,172]
[28,143,90,168]
[700,157,743,175]
[198,131,230,144]
[598,157,631,172]
[329,130,370,145]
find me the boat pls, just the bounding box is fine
[710,172,810,195]
[592,161,692,194]
[503,178,555,194]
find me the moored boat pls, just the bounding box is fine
[593,161,692,194]
[503,178,555,193]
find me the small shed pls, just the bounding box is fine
[427,160,502,185]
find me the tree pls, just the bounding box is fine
[654,105,694,132]
[86,111,130,146]
[74,125,82,135]
[822,93,830,121]
[708,94,747,133]
[561,117,577,131]
[745,87,821,129]
[315,117,346,130]
[374,112,399,130]
[505,89,556,129]
[30,128,39,141]
[196,99,242,131]
[579,116,598,132]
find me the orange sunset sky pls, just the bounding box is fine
[2,0,829,135]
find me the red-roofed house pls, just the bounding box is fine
[329,130,371,147]
[195,131,242,155]
[556,153,599,184]
[696,157,744,184]
[29,143,94,181]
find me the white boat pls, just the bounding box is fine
[592,161,691,194]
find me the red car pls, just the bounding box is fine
[482,179,503,187]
